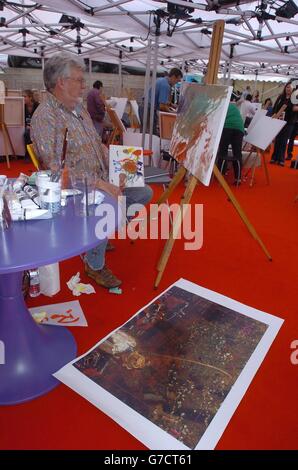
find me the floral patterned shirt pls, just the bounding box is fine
[30,92,108,180]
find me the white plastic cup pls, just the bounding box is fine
[38,179,62,215]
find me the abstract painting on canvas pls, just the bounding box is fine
[170,83,232,186]
[109,145,144,188]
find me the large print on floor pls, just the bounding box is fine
[54,279,283,450]
[170,83,232,186]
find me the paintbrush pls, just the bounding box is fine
[61,127,68,170]
[84,176,89,216]
[50,127,68,182]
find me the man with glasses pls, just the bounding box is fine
[31,52,152,289]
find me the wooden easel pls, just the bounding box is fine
[0,102,16,169]
[243,147,270,187]
[106,106,126,145]
[154,20,272,288]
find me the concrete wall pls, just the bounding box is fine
[2,67,287,106]
[1,67,146,101]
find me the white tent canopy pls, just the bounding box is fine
[0,1,298,77]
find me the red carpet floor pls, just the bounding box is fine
[0,155,297,450]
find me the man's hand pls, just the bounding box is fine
[96,179,122,199]
[119,173,127,191]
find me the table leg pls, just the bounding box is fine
[0,271,77,405]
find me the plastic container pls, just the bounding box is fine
[39,263,60,297]
[29,269,41,298]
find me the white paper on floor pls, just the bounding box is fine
[67,272,96,296]
[30,300,88,326]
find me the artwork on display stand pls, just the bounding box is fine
[159,111,177,141]
[169,83,232,186]
[54,278,283,450]
[244,115,286,151]
[129,100,140,125]
[109,144,144,188]
[107,97,128,120]
[246,108,267,132]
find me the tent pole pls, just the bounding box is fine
[149,34,159,151]
[89,59,92,88]
[227,60,232,84]
[223,60,228,84]
[142,39,152,149]
[254,70,258,91]
[119,57,122,96]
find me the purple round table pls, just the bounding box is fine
[0,193,119,405]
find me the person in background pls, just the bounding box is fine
[139,68,183,135]
[217,102,245,186]
[270,82,298,166]
[87,80,106,137]
[32,90,41,105]
[286,119,298,161]
[31,52,153,289]
[263,98,273,116]
[239,94,256,128]
[23,89,39,158]
[252,90,260,103]
[240,85,251,101]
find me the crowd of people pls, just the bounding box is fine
[217,81,298,182]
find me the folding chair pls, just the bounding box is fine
[26,143,40,170]
[158,111,177,176]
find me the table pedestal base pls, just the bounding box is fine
[0,272,77,405]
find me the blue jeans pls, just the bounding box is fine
[84,185,153,270]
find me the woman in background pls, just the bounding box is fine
[263,98,273,116]
[23,89,39,159]
[270,82,298,166]
[252,90,260,103]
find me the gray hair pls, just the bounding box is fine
[44,52,85,92]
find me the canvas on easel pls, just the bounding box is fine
[170,82,232,186]
[244,115,286,151]
[107,97,127,121]
[0,84,20,168]
[106,106,126,145]
[159,111,177,140]
[243,115,286,187]
[4,97,24,126]
[152,20,272,289]
[129,100,140,126]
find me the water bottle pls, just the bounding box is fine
[29,268,41,298]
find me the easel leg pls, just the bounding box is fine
[213,165,272,260]
[156,166,186,206]
[155,176,197,288]
[1,123,10,169]
[249,162,257,187]
[259,150,270,185]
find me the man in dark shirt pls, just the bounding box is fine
[87,80,106,137]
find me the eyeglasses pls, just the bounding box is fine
[66,77,86,86]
